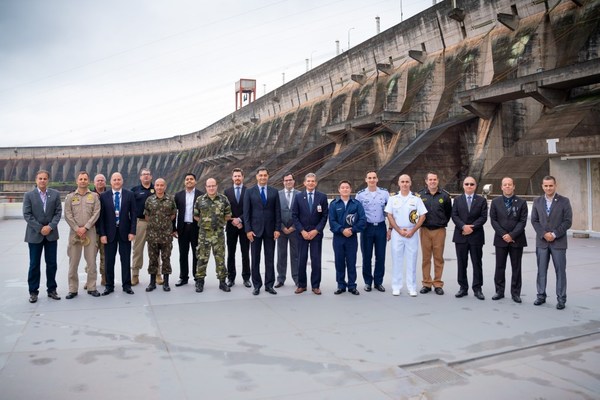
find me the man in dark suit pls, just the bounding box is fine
[224,168,251,288]
[98,172,137,295]
[23,170,63,303]
[292,173,329,295]
[452,176,488,300]
[489,177,528,303]
[243,167,281,295]
[174,173,204,286]
[531,175,572,310]
[276,172,300,287]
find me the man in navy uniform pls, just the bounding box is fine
[329,180,366,295]
[355,171,389,293]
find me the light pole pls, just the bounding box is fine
[347,27,355,51]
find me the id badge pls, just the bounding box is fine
[317,205,322,213]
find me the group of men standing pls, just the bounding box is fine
[24,167,572,310]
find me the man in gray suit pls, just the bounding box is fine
[275,172,300,288]
[23,170,63,303]
[531,175,572,310]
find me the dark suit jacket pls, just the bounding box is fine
[224,185,247,231]
[174,188,204,235]
[98,189,137,242]
[23,188,62,243]
[490,195,528,247]
[243,185,281,237]
[452,193,488,245]
[292,190,329,236]
[531,194,572,249]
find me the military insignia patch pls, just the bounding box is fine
[409,210,419,224]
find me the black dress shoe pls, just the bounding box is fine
[474,291,485,300]
[374,284,386,292]
[334,288,345,295]
[66,292,78,299]
[175,279,188,287]
[512,295,522,303]
[29,293,38,303]
[243,280,252,288]
[348,288,360,295]
[101,289,114,296]
[266,287,277,295]
[533,298,545,306]
[434,287,444,295]
[556,302,565,310]
[226,280,235,287]
[420,286,432,294]
[219,281,231,292]
[455,290,468,298]
[253,288,260,295]
[364,285,372,292]
[87,290,101,297]
[123,288,134,295]
[48,291,61,300]
[274,282,284,288]
[492,293,504,300]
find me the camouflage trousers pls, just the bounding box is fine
[148,241,172,275]
[196,231,227,281]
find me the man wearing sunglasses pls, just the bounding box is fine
[452,176,488,300]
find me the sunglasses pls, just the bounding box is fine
[464,183,475,186]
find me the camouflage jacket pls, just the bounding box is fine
[194,193,231,234]
[144,193,176,243]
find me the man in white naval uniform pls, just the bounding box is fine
[385,174,427,296]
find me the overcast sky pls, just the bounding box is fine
[0,0,431,147]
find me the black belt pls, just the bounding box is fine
[367,222,385,226]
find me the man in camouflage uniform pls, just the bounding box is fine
[64,171,101,298]
[144,178,177,292]
[194,178,232,293]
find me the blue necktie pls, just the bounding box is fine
[235,186,241,202]
[308,192,313,212]
[260,186,267,206]
[467,195,472,212]
[115,191,121,225]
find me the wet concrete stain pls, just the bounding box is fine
[31,357,54,365]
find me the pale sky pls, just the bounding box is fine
[0,0,431,147]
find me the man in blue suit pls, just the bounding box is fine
[98,172,137,295]
[23,170,63,303]
[452,176,488,300]
[531,176,572,310]
[292,173,329,295]
[243,168,281,295]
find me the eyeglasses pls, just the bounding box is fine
[464,183,475,186]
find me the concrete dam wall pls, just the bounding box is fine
[1,0,599,200]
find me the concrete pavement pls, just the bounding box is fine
[1,210,599,399]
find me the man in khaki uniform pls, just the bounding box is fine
[64,171,101,298]
[85,173,107,289]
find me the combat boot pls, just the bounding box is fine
[219,280,231,292]
[145,274,156,292]
[195,279,204,293]
[163,275,170,292]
